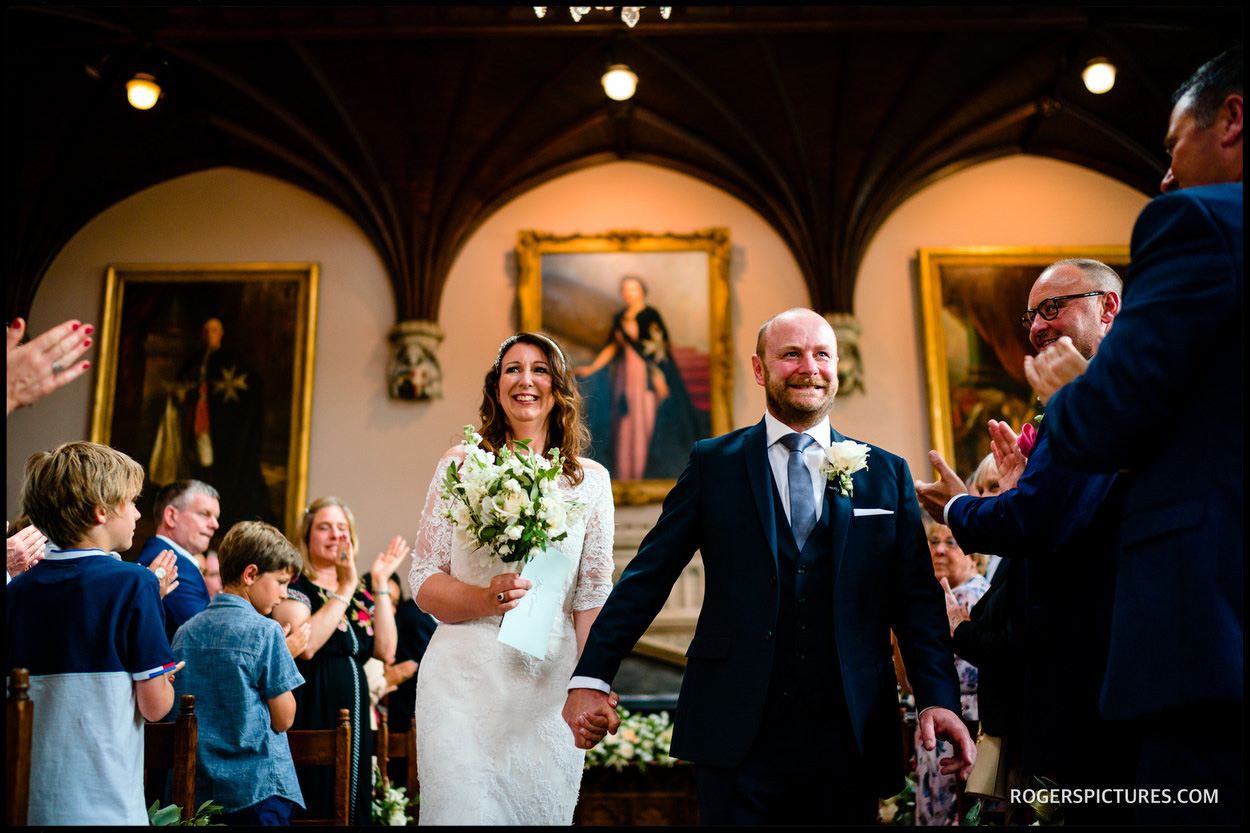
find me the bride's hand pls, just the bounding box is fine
[487,572,533,615]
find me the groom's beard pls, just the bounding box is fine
[762,369,837,427]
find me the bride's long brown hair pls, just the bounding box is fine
[478,332,589,485]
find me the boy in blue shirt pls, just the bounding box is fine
[6,441,180,825]
[170,520,307,825]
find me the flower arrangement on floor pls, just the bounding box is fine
[583,708,678,772]
[441,426,584,566]
[372,764,415,826]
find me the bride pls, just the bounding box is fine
[408,332,616,825]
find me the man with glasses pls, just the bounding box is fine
[916,258,1133,824]
[1025,46,1242,823]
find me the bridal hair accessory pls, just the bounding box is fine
[494,332,567,372]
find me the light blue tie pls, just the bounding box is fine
[780,432,817,549]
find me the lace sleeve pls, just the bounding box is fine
[573,462,615,611]
[407,454,458,601]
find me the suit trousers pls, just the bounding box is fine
[694,695,877,825]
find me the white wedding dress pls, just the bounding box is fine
[408,453,615,825]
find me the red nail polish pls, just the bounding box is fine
[84,326,94,334]
[72,323,80,330]
[83,338,92,347]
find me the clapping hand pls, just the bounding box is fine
[370,535,411,588]
[332,533,359,590]
[1023,335,1088,406]
[7,523,48,578]
[383,659,418,694]
[6,317,95,414]
[283,621,312,657]
[987,419,1027,492]
[147,549,181,597]
[939,577,970,637]
[913,450,968,522]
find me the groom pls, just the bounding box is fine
[564,308,973,825]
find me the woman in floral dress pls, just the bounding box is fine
[273,496,409,824]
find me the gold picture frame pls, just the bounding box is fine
[517,228,732,504]
[90,263,318,546]
[917,246,1130,480]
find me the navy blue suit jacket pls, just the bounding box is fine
[136,535,211,641]
[947,429,1121,774]
[1044,183,1243,720]
[574,419,959,797]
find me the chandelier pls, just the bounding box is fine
[533,7,672,28]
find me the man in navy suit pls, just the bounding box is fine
[916,258,1135,823]
[136,479,220,641]
[1026,47,1242,823]
[564,308,973,825]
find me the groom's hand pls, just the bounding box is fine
[562,688,620,750]
[919,706,976,780]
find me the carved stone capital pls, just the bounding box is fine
[387,320,444,401]
[824,312,865,396]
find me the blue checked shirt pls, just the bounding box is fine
[170,594,306,813]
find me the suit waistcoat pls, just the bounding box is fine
[767,486,843,713]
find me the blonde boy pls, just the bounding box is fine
[6,441,180,825]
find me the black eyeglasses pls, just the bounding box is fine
[1019,292,1106,329]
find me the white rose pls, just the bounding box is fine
[823,440,870,474]
[540,497,568,533]
[619,742,635,760]
[493,490,528,520]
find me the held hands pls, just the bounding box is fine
[370,535,411,589]
[918,706,976,780]
[488,572,533,615]
[914,450,968,522]
[1023,335,1088,406]
[147,549,181,598]
[283,621,312,657]
[7,523,48,578]
[562,688,621,750]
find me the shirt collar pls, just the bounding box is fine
[155,534,197,563]
[763,411,832,450]
[44,546,120,561]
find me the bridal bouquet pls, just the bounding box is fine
[441,425,583,566]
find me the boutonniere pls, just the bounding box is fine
[820,440,870,497]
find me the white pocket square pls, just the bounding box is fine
[853,508,894,516]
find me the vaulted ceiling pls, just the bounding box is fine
[6,5,1241,323]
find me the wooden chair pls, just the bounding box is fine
[374,717,419,823]
[144,694,199,821]
[288,707,351,826]
[7,669,34,827]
